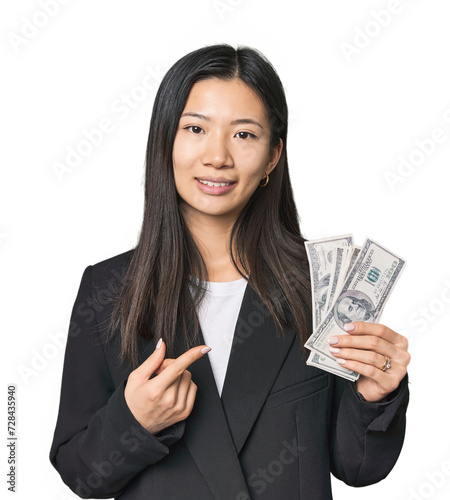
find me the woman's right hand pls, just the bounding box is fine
[124,339,211,435]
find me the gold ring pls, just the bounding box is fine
[379,355,391,372]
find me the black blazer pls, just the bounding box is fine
[50,250,409,499]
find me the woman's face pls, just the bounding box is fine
[172,78,282,224]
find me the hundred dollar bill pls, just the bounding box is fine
[307,244,360,381]
[305,235,354,330]
[305,238,406,360]
[344,246,361,282]
[307,349,359,381]
[325,247,345,314]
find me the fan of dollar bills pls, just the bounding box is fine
[304,235,406,381]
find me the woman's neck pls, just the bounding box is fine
[181,208,246,282]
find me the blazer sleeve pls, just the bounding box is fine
[49,265,184,499]
[329,373,409,486]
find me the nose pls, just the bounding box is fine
[200,131,234,169]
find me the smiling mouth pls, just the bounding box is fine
[196,179,236,187]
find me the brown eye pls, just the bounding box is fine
[185,126,203,134]
[236,131,256,140]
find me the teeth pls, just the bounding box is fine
[198,179,232,187]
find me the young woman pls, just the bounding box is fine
[50,44,410,499]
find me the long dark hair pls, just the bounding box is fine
[106,43,311,365]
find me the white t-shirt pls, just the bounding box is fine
[192,276,248,396]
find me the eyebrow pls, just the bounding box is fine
[180,112,263,130]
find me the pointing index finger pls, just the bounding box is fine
[155,345,211,387]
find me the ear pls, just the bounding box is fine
[266,138,284,176]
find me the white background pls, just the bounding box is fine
[1,1,449,499]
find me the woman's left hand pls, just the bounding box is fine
[329,322,411,403]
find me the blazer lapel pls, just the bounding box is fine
[220,284,297,454]
[173,326,251,499]
[165,282,296,496]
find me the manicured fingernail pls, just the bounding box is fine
[335,358,346,365]
[329,347,340,354]
[201,346,211,355]
[155,338,162,349]
[344,323,355,332]
[328,337,339,345]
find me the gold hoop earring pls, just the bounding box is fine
[259,174,269,188]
